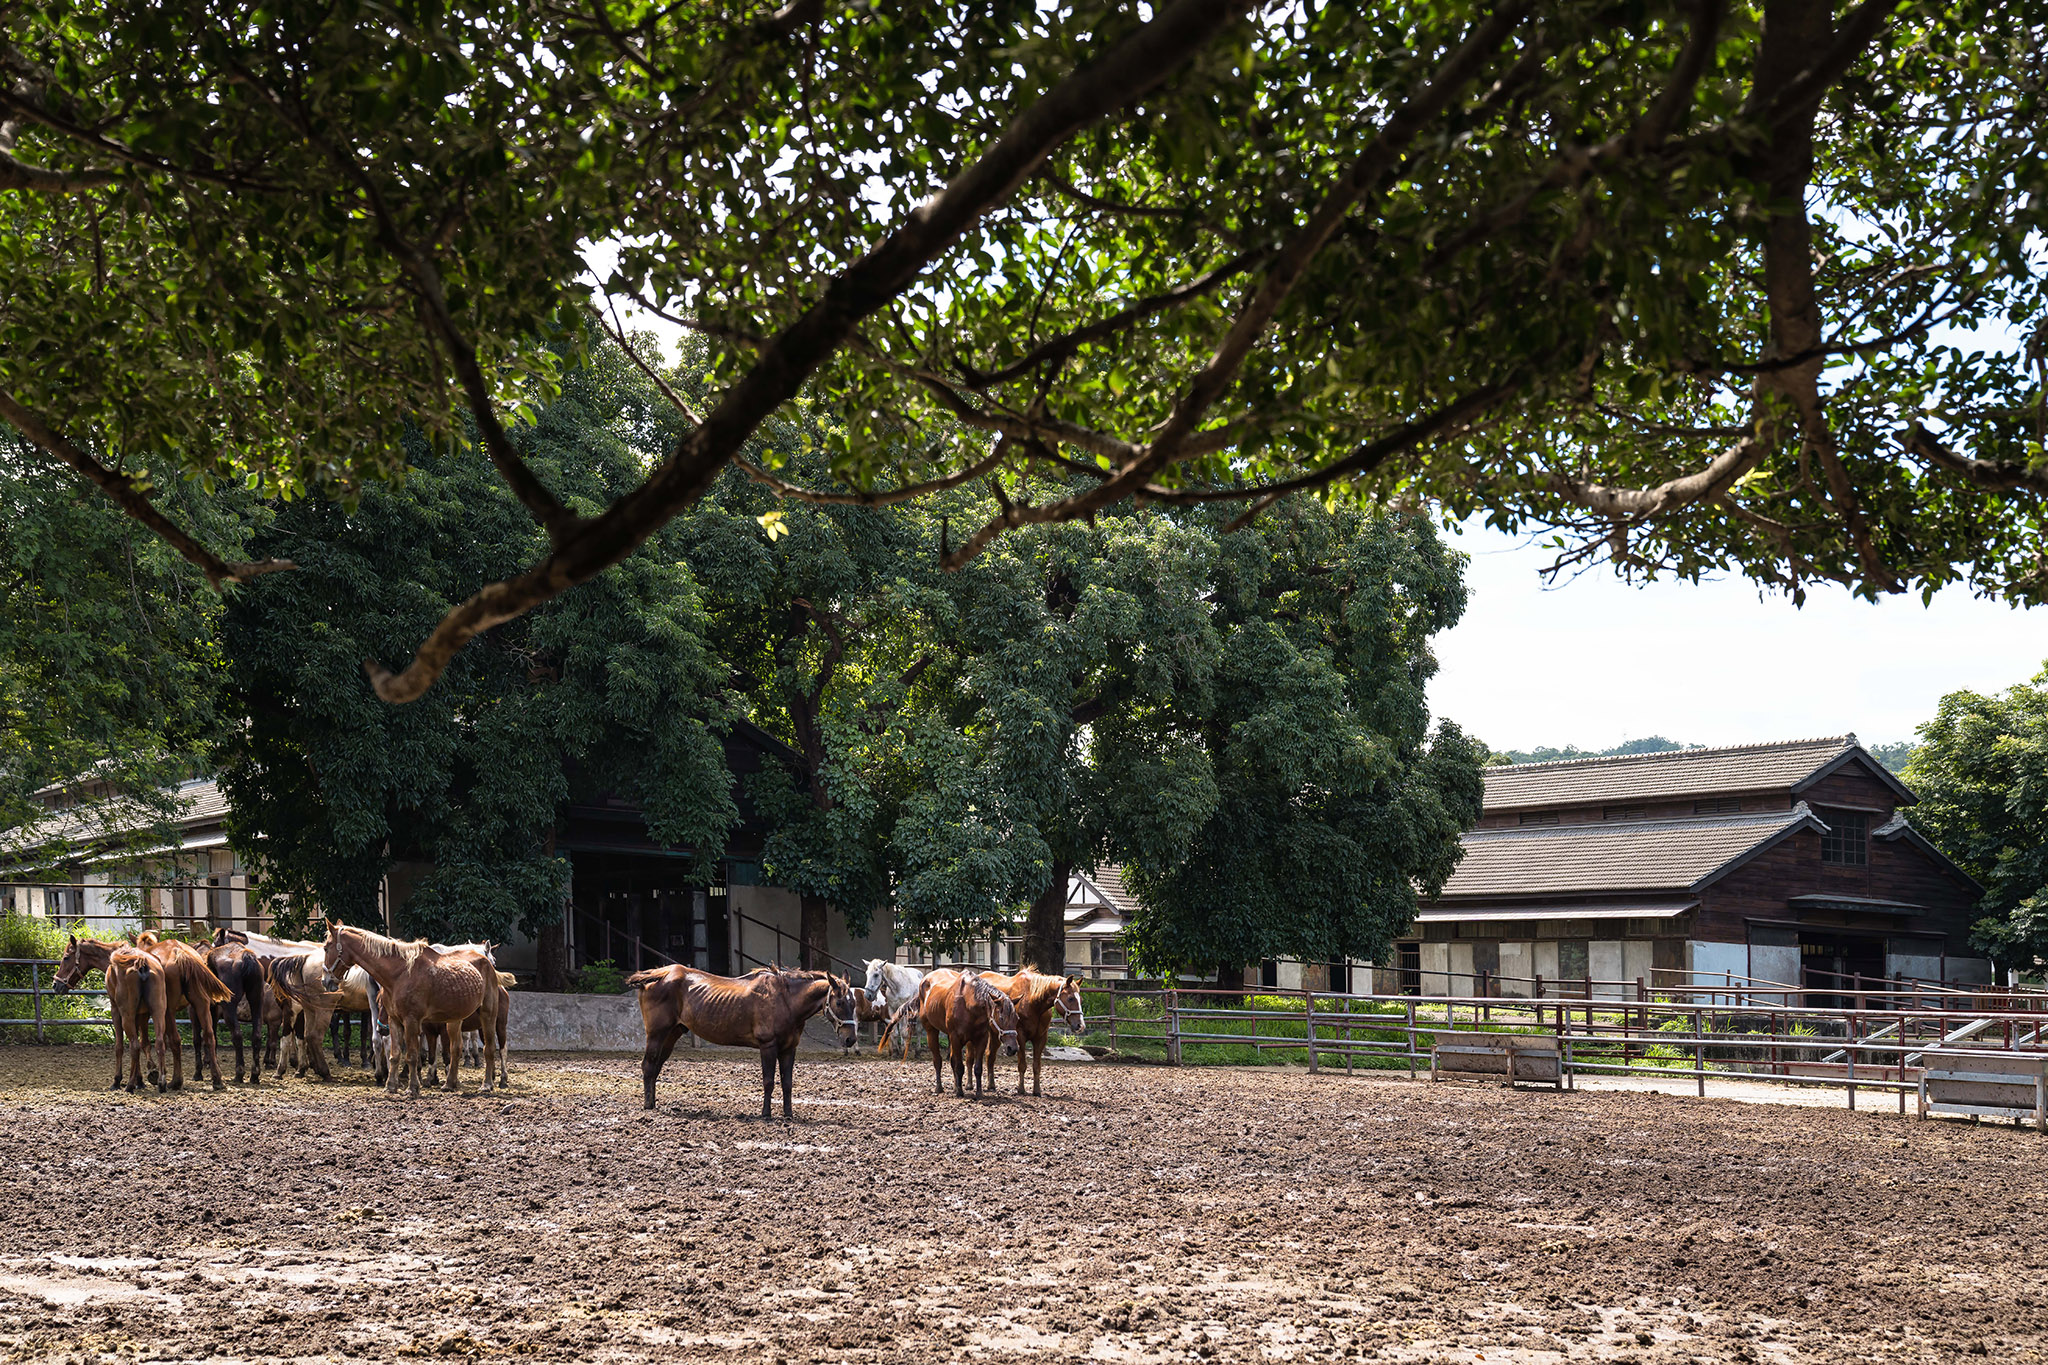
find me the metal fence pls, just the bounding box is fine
[1056,979,2048,1113]
[0,958,111,1040]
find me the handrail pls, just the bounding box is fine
[731,910,868,978]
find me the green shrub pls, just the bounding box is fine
[0,913,113,1043]
[572,959,630,995]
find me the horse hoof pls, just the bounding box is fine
[109,1080,122,1091]
[212,1079,226,1092]
[170,1079,183,1091]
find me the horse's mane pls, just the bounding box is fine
[337,923,435,965]
[967,973,1018,1029]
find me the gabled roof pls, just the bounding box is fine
[1439,805,1825,899]
[1482,735,1912,811]
[1065,865,1139,924]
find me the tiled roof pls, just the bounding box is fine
[1066,864,1140,923]
[0,778,228,861]
[1483,736,1858,811]
[1439,806,1819,899]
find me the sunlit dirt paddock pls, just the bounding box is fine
[2,1044,2044,1364]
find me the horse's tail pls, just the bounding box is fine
[495,971,518,989]
[185,957,234,1006]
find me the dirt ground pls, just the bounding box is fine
[2,1044,2044,1365]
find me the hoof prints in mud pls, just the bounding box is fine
[0,1046,2043,1363]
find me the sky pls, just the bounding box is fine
[1425,520,2047,754]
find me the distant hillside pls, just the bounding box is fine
[1488,735,1920,774]
[1489,737,1697,766]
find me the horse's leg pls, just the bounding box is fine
[496,997,510,1086]
[758,1044,777,1120]
[478,1012,497,1096]
[929,1026,945,1094]
[405,1019,424,1099]
[442,1021,462,1093]
[1032,1034,1044,1096]
[306,1006,334,1080]
[165,993,186,1091]
[778,1044,795,1121]
[149,987,170,1094]
[640,1023,684,1110]
[951,1035,966,1098]
[110,1008,127,1091]
[198,996,225,1091]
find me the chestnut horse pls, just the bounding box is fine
[54,937,168,1093]
[977,970,1087,1096]
[629,965,858,1118]
[53,933,230,1090]
[917,969,1021,1099]
[320,923,494,1098]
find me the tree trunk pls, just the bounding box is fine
[536,917,568,992]
[1023,860,1071,974]
[800,893,830,972]
[1215,961,1245,991]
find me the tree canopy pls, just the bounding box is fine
[1903,671,2048,971]
[216,346,736,942]
[4,0,2045,703]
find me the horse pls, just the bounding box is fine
[53,933,230,1091]
[416,958,514,1089]
[628,965,858,1118]
[53,936,168,1093]
[213,927,381,1076]
[917,968,1020,1099]
[321,922,495,1098]
[201,939,270,1086]
[977,970,1087,1096]
[848,985,895,1049]
[262,954,348,1081]
[862,959,926,1057]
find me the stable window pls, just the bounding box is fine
[1091,938,1125,968]
[1602,805,1648,821]
[1694,798,1742,814]
[1820,810,1869,866]
[1519,811,1559,826]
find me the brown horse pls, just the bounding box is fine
[320,923,494,1098]
[978,970,1086,1095]
[52,933,230,1090]
[629,965,858,1118]
[918,969,1021,1099]
[54,937,168,1093]
[419,957,514,1089]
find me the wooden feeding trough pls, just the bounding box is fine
[1916,1048,2048,1130]
[1430,1031,1561,1089]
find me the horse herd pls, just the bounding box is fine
[50,925,1087,1119]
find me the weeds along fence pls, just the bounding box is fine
[0,916,113,1042]
[1064,980,2048,1112]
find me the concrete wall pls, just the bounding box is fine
[1687,939,1750,1002]
[1751,942,1801,988]
[1588,940,1625,998]
[1419,941,1450,994]
[1497,940,1532,996]
[507,990,646,1052]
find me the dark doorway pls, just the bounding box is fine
[570,853,731,976]
[1799,931,1885,1008]
[1397,942,1420,995]
[1259,959,1279,989]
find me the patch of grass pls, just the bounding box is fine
[0,914,112,1044]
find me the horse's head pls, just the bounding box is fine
[977,977,1021,1056]
[52,934,86,992]
[319,921,350,991]
[863,958,888,1001]
[823,974,860,1052]
[1056,975,1087,1035]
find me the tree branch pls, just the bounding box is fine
[1903,423,2048,496]
[365,0,1254,702]
[0,149,116,193]
[1551,428,1770,519]
[943,3,1535,568]
[0,390,295,588]
[735,440,1012,508]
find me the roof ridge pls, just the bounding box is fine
[1490,735,1854,774]
[1468,808,1805,838]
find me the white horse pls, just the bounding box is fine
[863,959,926,1058]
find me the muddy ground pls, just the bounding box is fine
[2,1044,2043,1364]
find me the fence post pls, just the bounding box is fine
[1305,989,1319,1073]
[1694,1007,1705,1097]
[1166,987,1181,1066]
[31,960,45,1044]
[1534,973,1545,1000]
[1847,1012,1858,1112]
[1405,1000,1417,1080]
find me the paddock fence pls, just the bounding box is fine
[1056,978,2048,1114]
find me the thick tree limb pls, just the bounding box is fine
[736,441,1012,508]
[1904,423,2048,496]
[0,149,115,193]
[366,0,1254,702]
[943,4,1534,568]
[0,390,295,588]
[1552,428,1769,518]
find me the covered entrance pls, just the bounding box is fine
[566,849,731,976]
[1798,930,1885,1009]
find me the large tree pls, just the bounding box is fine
[217,345,737,961]
[1903,672,2048,972]
[0,436,238,870]
[1117,506,1486,979]
[4,1,2045,705]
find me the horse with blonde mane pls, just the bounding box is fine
[977,969,1087,1096]
[629,964,858,1118]
[320,922,495,1098]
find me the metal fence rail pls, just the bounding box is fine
[0,958,112,1039]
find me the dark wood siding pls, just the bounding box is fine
[1796,761,1903,814]
[1697,827,1979,952]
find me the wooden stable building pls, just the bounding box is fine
[1399,736,1988,1000]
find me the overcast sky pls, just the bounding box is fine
[1425,519,2046,754]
